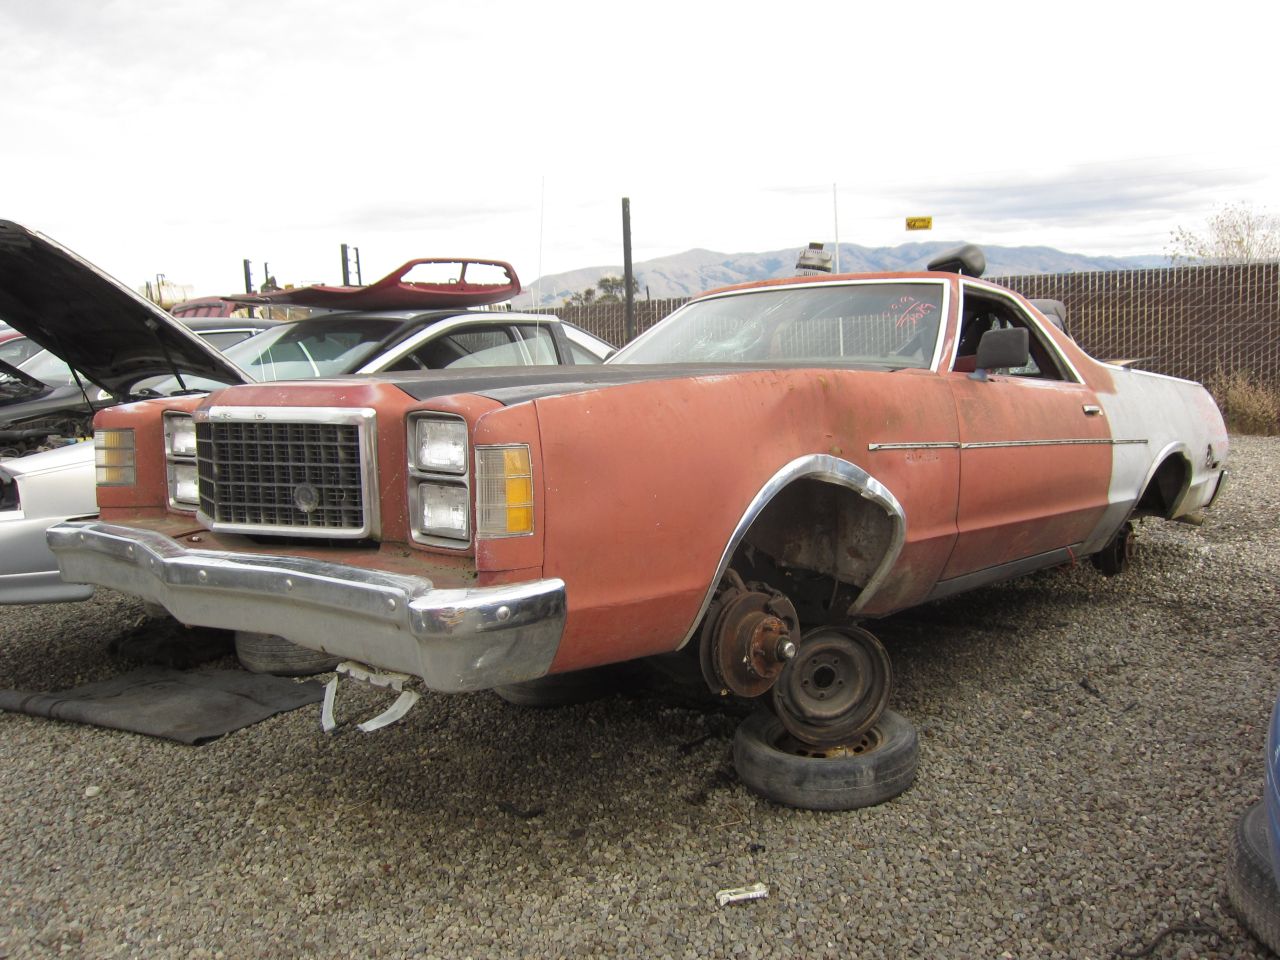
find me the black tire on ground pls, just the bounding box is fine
[234,631,342,677]
[733,708,919,811]
[1091,520,1135,577]
[1227,801,1280,954]
[493,664,628,708]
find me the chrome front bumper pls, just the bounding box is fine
[46,520,565,693]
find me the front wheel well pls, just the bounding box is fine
[733,477,897,622]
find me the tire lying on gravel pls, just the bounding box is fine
[234,632,341,677]
[733,708,919,811]
[1227,801,1280,953]
[493,664,629,708]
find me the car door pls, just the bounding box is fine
[939,284,1111,582]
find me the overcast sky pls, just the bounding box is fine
[2,0,1275,298]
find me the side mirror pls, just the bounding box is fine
[971,327,1029,380]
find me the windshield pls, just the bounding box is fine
[223,316,401,379]
[612,281,946,368]
[145,315,404,394]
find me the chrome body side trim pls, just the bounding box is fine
[959,438,1144,450]
[676,454,906,649]
[869,438,1148,452]
[868,441,962,451]
[46,520,565,693]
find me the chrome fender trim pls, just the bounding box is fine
[676,454,906,650]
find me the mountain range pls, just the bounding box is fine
[513,241,1166,308]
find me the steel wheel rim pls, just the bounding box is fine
[771,626,891,747]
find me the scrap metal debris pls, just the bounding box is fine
[716,882,768,907]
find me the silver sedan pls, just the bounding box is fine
[0,440,95,603]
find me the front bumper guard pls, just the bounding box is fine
[46,520,565,693]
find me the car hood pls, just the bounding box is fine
[0,436,94,477]
[0,221,249,398]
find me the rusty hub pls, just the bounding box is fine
[771,625,891,747]
[699,582,800,698]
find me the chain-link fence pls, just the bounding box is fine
[537,264,1280,385]
[994,262,1280,384]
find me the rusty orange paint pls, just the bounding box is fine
[533,366,965,671]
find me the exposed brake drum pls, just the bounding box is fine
[699,572,800,699]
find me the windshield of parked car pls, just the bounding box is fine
[610,281,946,368]
[144,316,404,394]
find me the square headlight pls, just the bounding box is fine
[164,413,197,458]
[419,482,469,540]
[169,462,199,506]
[412,418,468,474]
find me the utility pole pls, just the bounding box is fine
[622,197,635,342]
[341,244,362,286]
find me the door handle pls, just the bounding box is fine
[1083,404,1102,417]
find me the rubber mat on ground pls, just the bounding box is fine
[0,667,323,744]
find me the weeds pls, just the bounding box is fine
[1209,368,1280,435]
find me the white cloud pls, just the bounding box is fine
[3,0,1279,295]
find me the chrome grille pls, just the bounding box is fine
[196,418,369,534]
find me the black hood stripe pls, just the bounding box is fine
[386,364,785,405]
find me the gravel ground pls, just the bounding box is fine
[1,436,1277,959]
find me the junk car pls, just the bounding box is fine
[27,225,1227,809]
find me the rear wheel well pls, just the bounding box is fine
[1135,455,1190,519]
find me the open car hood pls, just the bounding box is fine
[0,221,250,397]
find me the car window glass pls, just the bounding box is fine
[567,341,603,365]
[613,282,944,368]
[0,337,39,366]
[953,289,1067,380]
[395,325,530,369]
[200,330,255,350]
[221,316,400,382]
[18,350,76,386]
[516,325,558,365]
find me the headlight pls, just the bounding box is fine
[418,483,469,540]
[476,445,533,538]
[412,418,468,474]
[170,462,199,505]
[95,429,136,486]
[163,413,198,509]
[165,414,197,458]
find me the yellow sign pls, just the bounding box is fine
[905,217,933,231]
